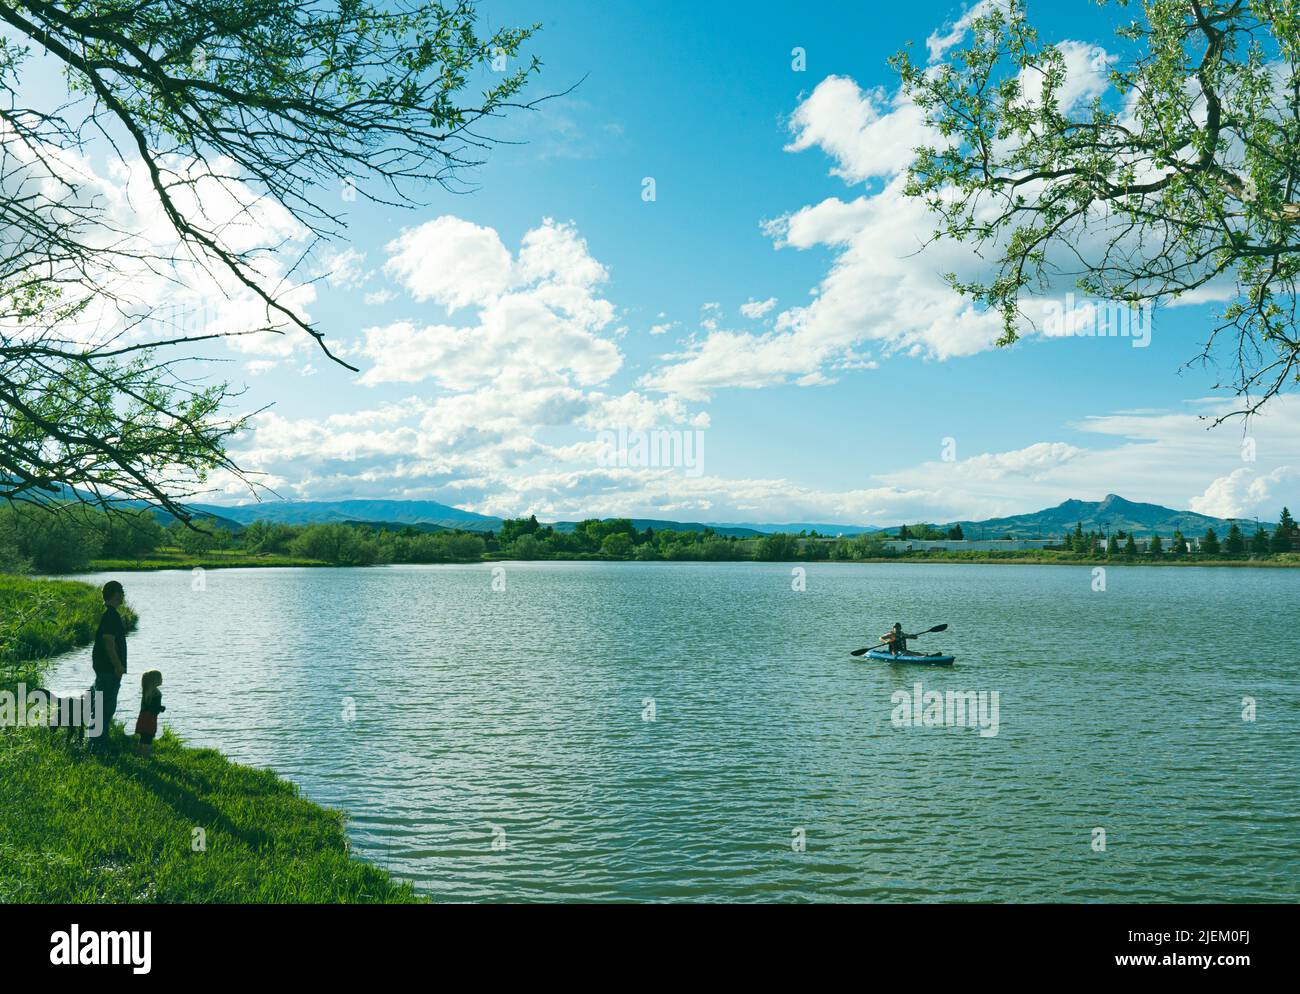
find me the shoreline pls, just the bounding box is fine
[78,553,1300,573]
[0,575,418,903]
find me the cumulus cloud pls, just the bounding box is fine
[645,28,1177,401]
[1190,466,1298,519]
[784,75,933,184]
[208,211,734,506]
[360,218,619,390]
[382,216,514,311]
[642,181,1007,398]
[1029,40,1115,111]
[644,327,839,401]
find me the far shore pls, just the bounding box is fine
[73,551,1300,573]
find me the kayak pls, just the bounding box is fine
[863,648,956,666]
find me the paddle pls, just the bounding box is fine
[850,624,948,656]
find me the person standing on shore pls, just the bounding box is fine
[134,670,165,757]
[88,580,127,751]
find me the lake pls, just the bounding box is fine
[50,561,1300,902]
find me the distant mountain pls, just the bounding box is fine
[189,499,502,532]
[940,494,1276,540]
[178,492,1280,541]
[7,480,245,531]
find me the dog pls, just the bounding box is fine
[29,685,94,743]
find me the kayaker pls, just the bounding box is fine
[880,623,914,656]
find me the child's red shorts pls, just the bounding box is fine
[136,711,158,743]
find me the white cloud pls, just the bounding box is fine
[740,297,778,319]
[643,327,839,401]
[319,247,368,289]
[224,214,725,505]
[768,195,875,248]
[643,177,1005,399]
[953,442,1086,479]
[516,218,608,288]
[578,391,710,432]
[1190,466,1298,519]
[927,0,1009,63]
[784,76,932,184]
[360,218,619,391]
[1044,41,1114,110]
[647,44,1149,400]
[383,216,514,312]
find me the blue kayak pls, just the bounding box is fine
[864,648,955,666]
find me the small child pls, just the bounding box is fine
[134,670,165,757]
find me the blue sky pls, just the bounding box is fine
[13,1,1300,525]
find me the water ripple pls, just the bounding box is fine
[46,561,1300,902]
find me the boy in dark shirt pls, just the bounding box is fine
[89,580,127,750]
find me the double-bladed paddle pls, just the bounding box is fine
[850,623,948,656]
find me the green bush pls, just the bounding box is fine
[0,505,103,573]
[755,533,800,561]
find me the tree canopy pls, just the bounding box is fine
[0,0,540,518]
[895,0,1300,418]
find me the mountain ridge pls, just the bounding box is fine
[185,494,1282,538]
[190,498,499,531]
[941,494,1277,539]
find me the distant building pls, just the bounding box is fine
[882,539,1058,553]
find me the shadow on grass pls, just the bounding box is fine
[89,739,273,852]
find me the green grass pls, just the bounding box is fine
[90,548,326,571]
[0,728,418,902]
[0,574,420,903]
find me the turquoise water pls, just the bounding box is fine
[52,561,1300,902]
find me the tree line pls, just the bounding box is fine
[1059,511,1299,558]
[1,505,1296,574]
[0,505,490,572]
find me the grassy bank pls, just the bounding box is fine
[90,548,327,571]
[0,574,418,903]
[0,576,138,682]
